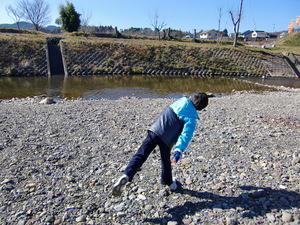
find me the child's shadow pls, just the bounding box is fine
[144,183,300,224]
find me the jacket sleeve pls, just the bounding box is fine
[173,116,196,152]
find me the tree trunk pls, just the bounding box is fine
[156,29,161,40]
[233,0,243,47]
[233,32,238,47]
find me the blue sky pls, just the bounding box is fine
[0,0,299,33]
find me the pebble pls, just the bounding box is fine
[114,203,126,212]
[282,211,293,222]
[267,213,276,222]
[226,217,238,225]
[167,221,178,225]
[145,205,153,211]
[137,194,146,200]
[75,215,86,222]
[0,91,299,224]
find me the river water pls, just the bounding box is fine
[0,75,299,100]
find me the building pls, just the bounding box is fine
[199,29,221,40]
[184,34,194,38]
[279,32,287,38]
[240,30,253,41]
[252,31,267,39]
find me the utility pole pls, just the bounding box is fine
[218,7,222,39]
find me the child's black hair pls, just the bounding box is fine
[190,92,208,110]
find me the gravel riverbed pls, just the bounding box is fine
[0,90,300,225]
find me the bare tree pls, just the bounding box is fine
[18,0,51,31]
[80,8,92,33]
[80,8,92,27]
[149,9,167,40]
[6,5,23,29]
[230,0,243,47]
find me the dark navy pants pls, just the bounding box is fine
[124,130,173,186]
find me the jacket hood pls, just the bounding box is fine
[170,97,199,119]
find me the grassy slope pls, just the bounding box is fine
[0,28,298,52]
[0,29,299,76]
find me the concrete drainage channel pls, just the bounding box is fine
[46,37,66,76]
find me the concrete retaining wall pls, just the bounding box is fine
[60,41,299,78]
[0,38,299,78]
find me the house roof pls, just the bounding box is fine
[200,29,220,34]
[253,30,267,34]
[241,30,253,35]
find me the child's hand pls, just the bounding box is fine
[172,150,181,164]
[172,157,177,165]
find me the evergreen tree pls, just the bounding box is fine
[58,1,80,32]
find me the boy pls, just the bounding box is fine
[112,92,208,196]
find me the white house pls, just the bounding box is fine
[240,30,253,41]
[279,32,287,38]
[185,34,194,38]
[252,31,267,39]
[199,29,220,40]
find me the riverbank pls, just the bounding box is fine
[0,29,299,77]
[0,90,299,224]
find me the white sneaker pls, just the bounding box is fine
[169,180,177,191]
[112,174,128,196]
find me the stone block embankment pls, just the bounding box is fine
[0,37,299,77]
[61,41,299,78]
[0,39,48,76]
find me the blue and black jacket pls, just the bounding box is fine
[148,97,199,152]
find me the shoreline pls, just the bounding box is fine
[0,84,300,103]
[0,91,299,224]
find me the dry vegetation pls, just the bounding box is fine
[0,28,299,77]
[0,28,299,52]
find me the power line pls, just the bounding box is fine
[249,0,257,30]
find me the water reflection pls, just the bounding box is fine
[0,75,277,100]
